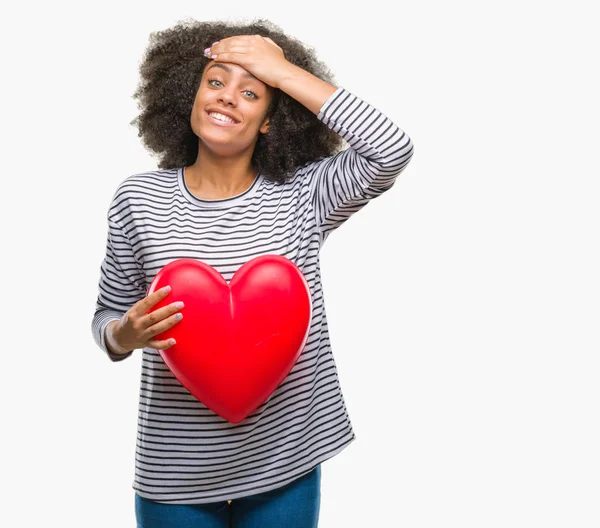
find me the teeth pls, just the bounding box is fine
[209,112,236,124]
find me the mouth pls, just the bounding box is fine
[206,110,240,126]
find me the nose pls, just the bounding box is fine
[217,88,238,107]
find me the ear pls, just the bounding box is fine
[259,116,270,135]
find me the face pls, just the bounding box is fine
[190,61,273,157]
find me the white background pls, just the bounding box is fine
[2,1,598,527]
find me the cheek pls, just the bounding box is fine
[191,92,210,122]
[247,101,271,125]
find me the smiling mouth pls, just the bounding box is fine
[206,111,239,125]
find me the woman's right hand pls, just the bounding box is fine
[109,286,184,353]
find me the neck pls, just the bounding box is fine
[185,142,259,198]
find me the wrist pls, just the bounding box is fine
[105,320,130,356]
[275,63,337,115]
[273,61,301,90]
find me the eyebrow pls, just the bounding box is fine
[206,63,259,82]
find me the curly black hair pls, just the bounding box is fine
[130,18,344,184]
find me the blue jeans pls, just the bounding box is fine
[135,464,321,528]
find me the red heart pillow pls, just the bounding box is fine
[146,255,312,423]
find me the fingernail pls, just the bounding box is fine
[161,285,171,292]
[169,339,176,345]
[175,301,184,309]
[203,47,211,57]
[212,40,219,45]
[175,313,183,320]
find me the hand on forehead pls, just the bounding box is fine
[203,35,287,89]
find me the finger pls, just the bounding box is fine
[147,337,177,350]
[209,44,250,56]
[144,311,183,342]
[209,34,269,55]
[208,35,252,52]
[213,35,253,44]
[208,39,256,57]
[135,286,172,315]
[211,52,250,64]
[141,300,184,328]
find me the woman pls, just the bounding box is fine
[92,18,413,528]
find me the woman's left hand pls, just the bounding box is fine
[205,35,293,89]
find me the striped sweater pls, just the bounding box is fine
[91,87,414,504]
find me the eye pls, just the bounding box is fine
[207,79,258,99]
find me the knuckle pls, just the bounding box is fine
[132,319,144,334]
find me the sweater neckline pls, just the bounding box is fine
[178,167,264,208]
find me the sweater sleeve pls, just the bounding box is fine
[308,87,414,240]
[91,211,148,362]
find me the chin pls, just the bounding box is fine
[199,136,253,158]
